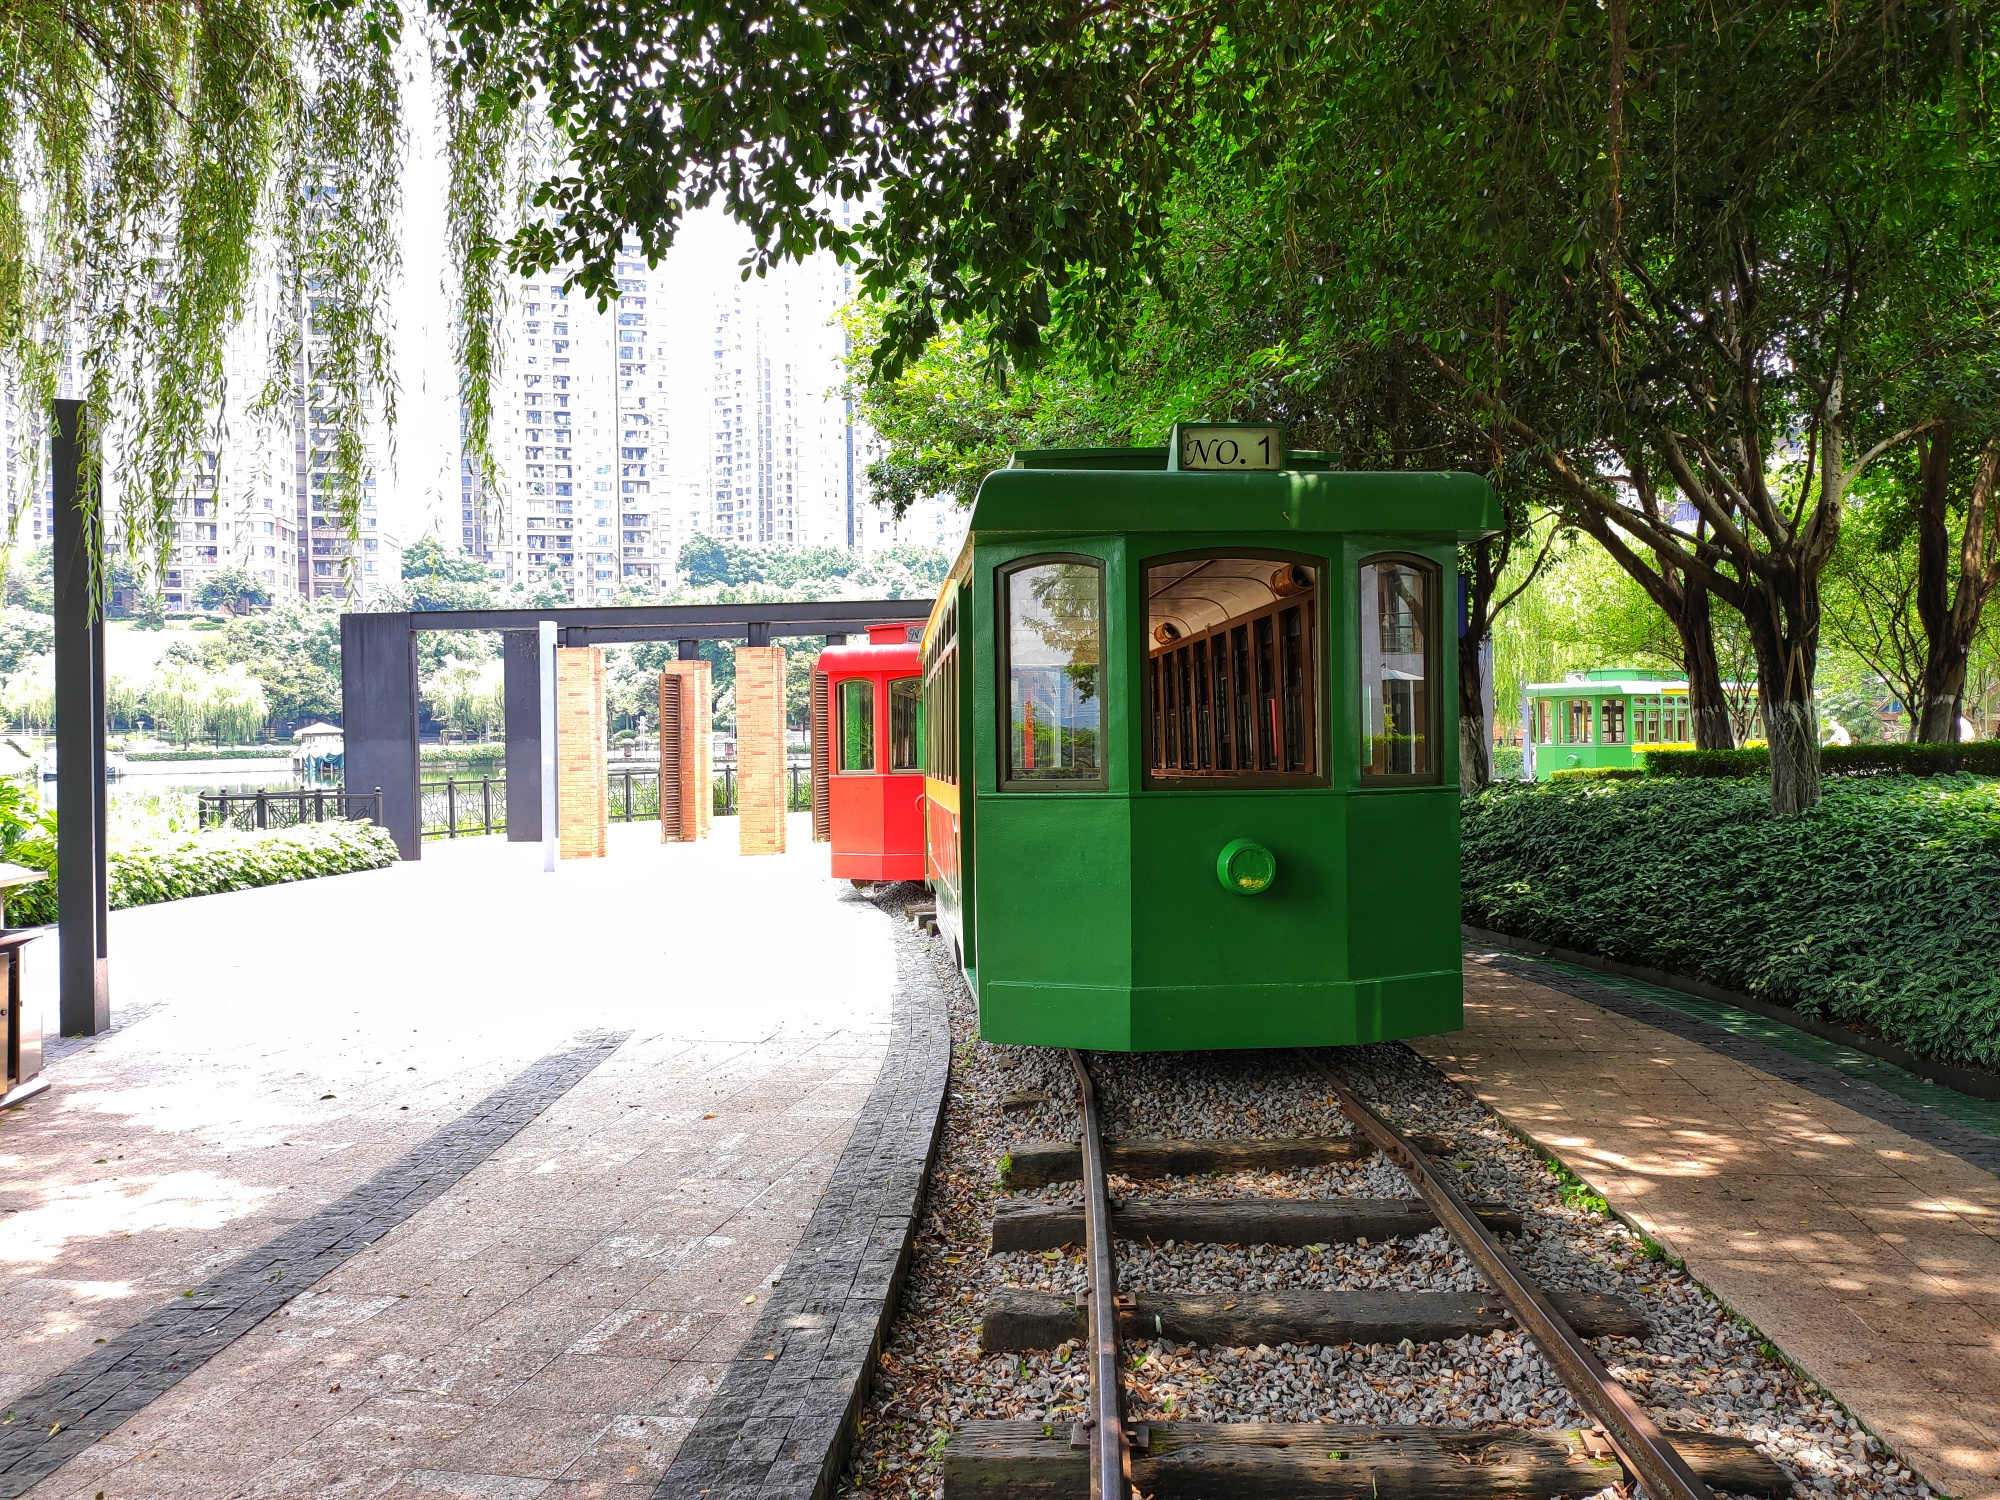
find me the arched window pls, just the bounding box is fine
[1359,556,1439,781]
[1000,557,1105,788]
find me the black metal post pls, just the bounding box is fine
[446,775,457,838]
[677,638,700,661]
[52,399,109,1036]
[340,611,421,857]
[622,770,632,822]
[255,789,267,829]
[502,630,541,843]
[745,621,771,648]
[482,776,493,835]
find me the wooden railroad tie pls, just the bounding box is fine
[991,1197,1522,1254]
[979,1286,1649,1353]
[1001,1134,1459,1189]
[943,1420,1792,1499]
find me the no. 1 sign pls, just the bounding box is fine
[1170,422,1285,472]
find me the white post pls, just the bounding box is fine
[540,620,557,872]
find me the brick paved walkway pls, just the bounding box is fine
[0,816,896,1500]
[1417,952,2000,1500]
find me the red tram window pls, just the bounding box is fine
[889,678,922,769]
[837,678,874,772]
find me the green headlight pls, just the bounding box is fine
[1216,838,1277,897]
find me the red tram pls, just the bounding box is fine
[809,624,926,882]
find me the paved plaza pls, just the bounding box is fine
[1426,953,2000,1500]
[0,816,896,1499]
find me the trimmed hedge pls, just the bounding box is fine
[1547,766,1646,782]
[1462,775,2000,1071]
[123,748,292,762]
[1644,741,2000,779]
[5,821,398,925]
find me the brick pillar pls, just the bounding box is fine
[556,646,607,859]
[734,645,787,856]
[658,660,713,843]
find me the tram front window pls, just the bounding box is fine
[1145,556,1319,782]
[1360,557,1436,780]
[837,678,874,772]
[1003,559,1103,785]
[889,677,922,771]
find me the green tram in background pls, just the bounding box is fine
[1523,668,1762,779]
[918,425,1502,1052]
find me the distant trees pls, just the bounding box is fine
[140,662,270,747]
[196,567,272,617]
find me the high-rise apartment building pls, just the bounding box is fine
[478,228,886,592]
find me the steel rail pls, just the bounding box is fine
[1069,1050,1131,1500]
[1298,1051,1716,1500]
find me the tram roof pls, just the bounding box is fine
[967,459,1502,541]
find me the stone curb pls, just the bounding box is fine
[654,906,953,1500]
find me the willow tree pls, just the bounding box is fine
[0,0,516,582]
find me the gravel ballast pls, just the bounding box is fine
[836,922,1930,1500]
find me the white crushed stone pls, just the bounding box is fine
[841,909,1928,1500]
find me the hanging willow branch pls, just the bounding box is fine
[0,0,432,585]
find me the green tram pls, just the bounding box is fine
[1523,668,1766,778]
[918,425,1502,1052]
[1525,669,1693,778]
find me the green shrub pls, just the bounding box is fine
[1491,745,1525,780]
[124,747,288,762]
[1548,766,1646,782]
[1640,746,1772,777]
[1461,776,2000,1070]
[7,819,397,924]
[1644,741,2000,779]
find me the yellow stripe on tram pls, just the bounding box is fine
[925,776,960,815]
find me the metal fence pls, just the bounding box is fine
[423,775,511,839]
[418,761,811,839]
[197,786,386,832]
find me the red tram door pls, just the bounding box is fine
[811,625,926,882]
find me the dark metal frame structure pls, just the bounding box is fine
[53,400,110,1037]
[341,599,933,859]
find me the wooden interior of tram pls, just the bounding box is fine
[1146,556,1320,782]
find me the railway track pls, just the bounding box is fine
[941,1050,1792,1500]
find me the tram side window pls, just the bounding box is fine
[1360,557,1435,779]
[1145,556,1318,781]
[922,596,959,784]
[1533,699,1552,746]
[1003,559,1103,785]
[1601,699,1626,743]
[837,678,874,772]
[889,678,922,771]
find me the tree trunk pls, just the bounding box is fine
[1914,430,2000,743]
[1459,630,1489,788]
[1663,578,1735,751]
[1743,578,1823,814]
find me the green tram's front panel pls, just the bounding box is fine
[944,450,1502,1053]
